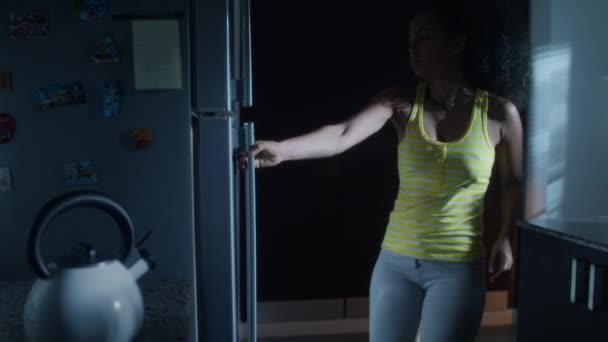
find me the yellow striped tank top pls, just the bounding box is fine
[382,82,495,261]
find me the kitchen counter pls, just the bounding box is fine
[0,279,192,342]
[521,217,608,252]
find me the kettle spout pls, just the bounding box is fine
[128,249,155,280]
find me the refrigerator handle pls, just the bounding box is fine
[241,0,253,107]
[243,122,258,342]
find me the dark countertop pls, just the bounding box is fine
[520,217,608,252]
[0,279,192,342]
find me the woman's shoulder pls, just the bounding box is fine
[369,84,417,111]
[484,92,520,123]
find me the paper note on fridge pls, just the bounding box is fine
[132,19,183,90]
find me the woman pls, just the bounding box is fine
[241,1,523,341]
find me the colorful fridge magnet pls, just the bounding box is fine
[74,0,108,21]
[0,114,15,144]
[101,82,121,117]
[64,160,99,186]
[9,12,50,40]
[33,82,87,112]
[0,72,12,92]
[130,128,153,149]
[93,33,121,64]
[0,167,12,192]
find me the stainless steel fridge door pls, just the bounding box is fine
[190,0,233,113]
[193,115,239,342]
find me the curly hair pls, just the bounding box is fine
[409,0,530,111]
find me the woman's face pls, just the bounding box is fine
[408,13,464,80]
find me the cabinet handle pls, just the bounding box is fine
[571,258,588,304]
[588,264,605,312]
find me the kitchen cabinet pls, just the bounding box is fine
[517,222,608,342]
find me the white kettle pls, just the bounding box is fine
[23,190,155,342]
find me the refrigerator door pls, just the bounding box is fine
[190,0,234,113]
[193,115,239,342]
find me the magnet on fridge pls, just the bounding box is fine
[0,113,15,144]
[0,72,12,92]
[9,12,50,40]
[101,82,121,117]
[130,128,153,149]
[74,0,108,21]
[93,33,121,64]
[0,167,12,192]
[64,160,99,186]
[33,82,87,112]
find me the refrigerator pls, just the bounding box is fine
[0,0,257,341]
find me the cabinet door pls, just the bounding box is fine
[574,238,608,341]
[517,228,578,341]
[517,227,608,342]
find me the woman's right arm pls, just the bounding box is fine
[249,103,393,168]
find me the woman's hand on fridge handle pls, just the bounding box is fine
[236,94,395,171]
[238,141,285,170]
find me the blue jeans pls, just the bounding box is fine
[369,249,486,342]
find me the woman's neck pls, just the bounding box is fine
[425,70,473,112]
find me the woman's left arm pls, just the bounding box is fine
[489,100,524,283]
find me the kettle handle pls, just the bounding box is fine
[27,190,135,279]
